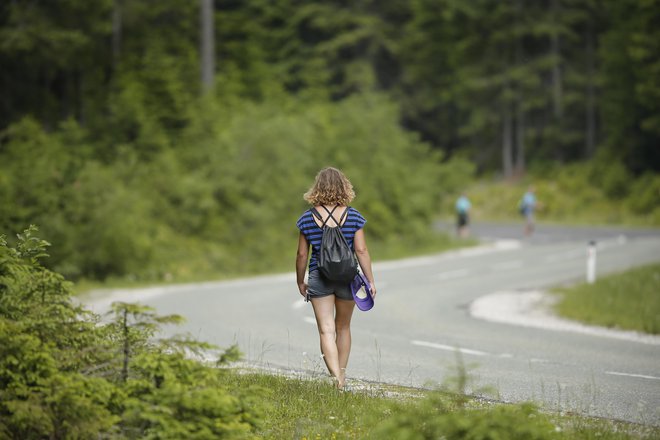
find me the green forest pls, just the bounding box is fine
[1,0,659,284]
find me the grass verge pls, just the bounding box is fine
[218,368,659,439]
[552,263,660,334]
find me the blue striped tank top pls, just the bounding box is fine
[296,206,367,273]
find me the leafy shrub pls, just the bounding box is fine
[588,158,632,200]
[626,173,660,222]
[0,119,158,280]
[0,227,263,438]
[2,92,470,282]
[0,227,120,438]
[60,161,159,280]
[155,92,470,277]
[370,392,559,440]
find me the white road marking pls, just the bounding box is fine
[435,269,470,281]
[605,371,660,381]
[493,239,523,250]
[292,300,307,309]
[492,260,523,271]
[411,340,489,356]
[460,239,522,255]
[303,317,316,325]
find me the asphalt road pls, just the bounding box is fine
[83,222,660,425]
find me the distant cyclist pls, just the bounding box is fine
[520,185,538,236]
[455,193,471,238]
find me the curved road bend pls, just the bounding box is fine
[83,223,660,425]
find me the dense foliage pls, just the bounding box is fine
[0,227,261,438]
[2,0,658,173]
[0,95,468,281]
[1,0,658,281]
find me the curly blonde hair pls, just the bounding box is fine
[304,167,356,206]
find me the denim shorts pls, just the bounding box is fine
[307,269,353,301]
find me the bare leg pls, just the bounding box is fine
[525,213,535,236]
[310,295,342,387]
[334,298,356,387]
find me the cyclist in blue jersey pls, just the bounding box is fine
[520,185,538,236]
[455,192,471,238]
[295,167,377,390]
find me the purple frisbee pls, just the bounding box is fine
[350,273,374,311]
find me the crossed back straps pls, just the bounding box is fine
[311,205,349,228]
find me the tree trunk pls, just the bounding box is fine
[122,308,129,382]
[75,69,84,125]
[585,18,596,157]
[502,103,514,178]
[514,0,526,175]
[200,0,215,91]
[112,0,122,66]
[515,99,526,175]
[551,0,562,119]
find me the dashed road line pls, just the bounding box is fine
[411,340,489,356]
[605,371,660,381]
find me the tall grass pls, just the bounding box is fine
[552,264,660,334]
[219,371,392,439]
[217,369,659,439]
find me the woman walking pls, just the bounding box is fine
[295,167,377,390]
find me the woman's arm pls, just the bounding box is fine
[353,228,377,297]
[295,232,309,298]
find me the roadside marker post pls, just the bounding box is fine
[586,240,597,284]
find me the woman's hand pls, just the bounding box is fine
[298,282,308,298]
[296,233,310,300]
[369,281,377,298]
